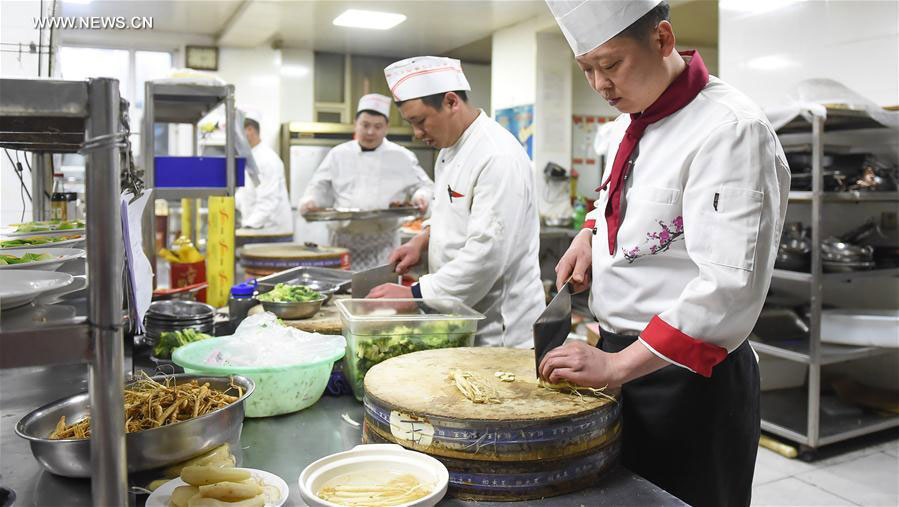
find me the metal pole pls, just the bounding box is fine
[807,115,824,447]
[224,85,236,196]
[142,81,157,288]
[31,152,48,221]
[85,77,128,507]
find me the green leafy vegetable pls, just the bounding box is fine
[1,235,83,248]
[256,283,322,303]
[345,320,474,399]
[0,252,55,265]
[153,329,212,359]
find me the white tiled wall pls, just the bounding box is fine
[720,0,899,108]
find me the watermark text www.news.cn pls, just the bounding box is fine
[33,16,154,30]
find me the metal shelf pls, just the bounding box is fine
[763,110,898,451]
[149,82,229,124]
[777,108,888,134]
[761,388,899,447]
[788,191,899,202]
[0,79,90,153]
[750,339,892,365]
[0,76,129,504]
[773,267,899,282]
[155,187,232,199]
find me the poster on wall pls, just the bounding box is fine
[495,104,534,160]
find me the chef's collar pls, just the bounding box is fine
[356,140,383,153]
[442,109,486,160]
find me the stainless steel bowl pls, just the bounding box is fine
[15,374,254,478]
[290,280,338,304]
[259,296,326,320]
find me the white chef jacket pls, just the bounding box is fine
[418,111,546,347]
[587,76,790,377]
[299,139,433,269]
[235,143,293,233]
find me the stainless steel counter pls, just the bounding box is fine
[1,364,686,506]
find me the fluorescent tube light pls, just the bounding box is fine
[333,9,406,30]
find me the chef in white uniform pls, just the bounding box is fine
[367,57,546,348]
[538,2,790,506]
[235,118,293,233]
[299,94,433,270]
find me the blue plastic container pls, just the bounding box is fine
[154,156,246,188]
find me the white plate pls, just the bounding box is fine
[0,270,74,310]
[299,444,449,507]
[0,235,85,251]
[1,227,85,237]
[146,468,289,507]
[0,248,85,271]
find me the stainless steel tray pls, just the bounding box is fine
[257,266,353,294]
[302,207,419,222]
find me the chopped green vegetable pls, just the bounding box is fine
[12,220,83,233]
[0,253,54,265]
[256,283,322,303]
[153,329,212,359]
[344,320,474,399]
[1,235,82,248]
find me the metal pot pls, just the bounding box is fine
[821,237,874,263]
[15,374,254,478]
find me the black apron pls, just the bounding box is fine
[600,328,760,507]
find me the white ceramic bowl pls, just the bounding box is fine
[0,270,73,310]
[299,444,448,507]
[145,467,288,507]
[0,248,85,271]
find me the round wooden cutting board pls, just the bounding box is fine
[362,347,622,501]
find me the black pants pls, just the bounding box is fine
[600,329,760,507]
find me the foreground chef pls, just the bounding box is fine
[539,1,790,506]
[299,94,433,270]
[235,118,293,233]
[368,57,545,348]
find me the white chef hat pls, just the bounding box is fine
[383,56,471,102]
[356,93,392,118]
[546,0,663,56]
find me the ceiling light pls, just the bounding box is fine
[746,55,796,71]
[333,9,406,30]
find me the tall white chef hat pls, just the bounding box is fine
[356,93,392,118]
[545,0,663,56]
[384,56,471,102]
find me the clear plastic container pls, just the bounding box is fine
[172,332,345,418]
[336,299,485,400]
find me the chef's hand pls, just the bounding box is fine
[412,194,429,213]
[539,341,619,387]
[540,340,670,388]
[389,233,426,274]
[555,228,593,292]
[300,200,320,214]
[367,283,412,299]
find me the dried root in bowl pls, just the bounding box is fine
[48,371,243,440]
[448,368,501,404]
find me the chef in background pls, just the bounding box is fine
[299,94,433,270]
[368,57,545,348]
[235,118,293,234]
[539,1,789,506]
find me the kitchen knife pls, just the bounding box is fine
[533,279,572,376]
[351,263,399,298]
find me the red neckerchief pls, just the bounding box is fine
[598,50,709,255]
